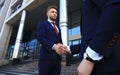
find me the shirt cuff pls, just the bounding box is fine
[67,46,71,53]
[85,46,103,61]
[52,44,55,50]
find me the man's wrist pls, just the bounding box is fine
[86,55,96,62]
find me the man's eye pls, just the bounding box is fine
[51,11,54,13]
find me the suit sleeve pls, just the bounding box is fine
[89,1,120,57]
[70,44,81,55]
[37,21,54,50]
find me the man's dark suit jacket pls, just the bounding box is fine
[37,21,62,61]
[70,0,120,75]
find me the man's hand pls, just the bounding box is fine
[53,43,69,55]
[77,59,95,75]
[53,43,61,55]
[59,44,69,54]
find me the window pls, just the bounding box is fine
[68,10,81,37]
[11,0,23,14]
[12,3,22,13]
[0,0,5,16]
[73,40,79,44]
[69,26,80,36]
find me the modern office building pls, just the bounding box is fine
[0,0,83,66]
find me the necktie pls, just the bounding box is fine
[52,22,58,36]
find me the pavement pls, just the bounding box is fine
[0,59,78,75]
[0,59,38,75]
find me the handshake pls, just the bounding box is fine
[53,43,69,55]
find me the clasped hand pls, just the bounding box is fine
[53,43,69,55]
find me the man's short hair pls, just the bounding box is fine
[47,5,58,12]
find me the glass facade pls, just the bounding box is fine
[68,10,81,45]
[6,39,39,59]
[68,10,81,37]
[69,26,80,36]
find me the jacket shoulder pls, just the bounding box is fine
[38,20,48,24]
[37,21,50,26]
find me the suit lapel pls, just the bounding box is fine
[46,21,59,36]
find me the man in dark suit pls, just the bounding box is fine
[37,5,66,75]
[59,0,120,75]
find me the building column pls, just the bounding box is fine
[59,0,68,61]
[59,0,68,46]
[12,10,26,59]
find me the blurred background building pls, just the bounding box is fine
[0,0,83,68]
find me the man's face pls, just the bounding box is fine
[47,8,57,21]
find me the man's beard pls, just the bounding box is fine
[50,17,56,21]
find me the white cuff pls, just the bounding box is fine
[52,44,55,50]
[67,46,71,53]
[85,46,103,61]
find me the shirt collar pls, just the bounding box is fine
[47,19,55,23]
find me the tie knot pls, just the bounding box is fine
[51,22,56,25]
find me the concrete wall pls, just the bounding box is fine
[0,0,11,66]
[0,0,11,31]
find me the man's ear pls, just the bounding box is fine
[46,10,49,17]
[46,12,48,17]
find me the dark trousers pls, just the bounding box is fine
[39,60,61,75]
